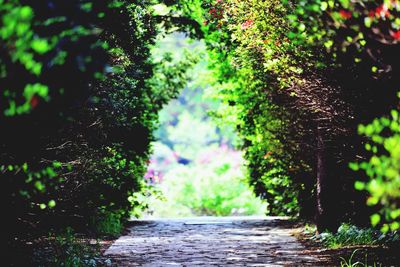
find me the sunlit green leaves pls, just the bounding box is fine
[4,83,49,116]
[371,214,381,226]
[0,3,47,77]
[354,181,365,190]
[0,1,111,118]
[31,39,51,54]
[352,102,400,232]
[48,200,56,208]
[35,181,46,192]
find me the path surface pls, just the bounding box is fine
[104,216,326,266]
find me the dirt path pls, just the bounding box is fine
[104,216,330,266]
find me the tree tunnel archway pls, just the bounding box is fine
[3,1,400,265]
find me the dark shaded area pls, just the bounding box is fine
[1,1,200,265]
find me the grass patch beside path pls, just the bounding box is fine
[294,223,400,267]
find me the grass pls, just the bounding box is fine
[304,223,400,267]
[340,249,382,267]
[315,223,399,249]
[318,224,378,248]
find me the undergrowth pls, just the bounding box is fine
[90,211,124,237]
[340,249,382,267]
[33,227,112,267]
[315,224,400,249]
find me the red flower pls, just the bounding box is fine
[391,30,400,40]
[339,9,352,19]
[368,10,375,18]
[375,4,390,17]
[241,19,254,30]
[30,95,39,108]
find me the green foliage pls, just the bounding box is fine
[147,39,266,217]
[352,106,400,232]
[317,224,399,248]
[2,0,400,264]
[0,0,110,116]
[339,249,382,267]
[48,228,102,267]
[319,224,379,248]
[289,0,400,62]
[180,0,400,231]
[2,1,199,264]
[90,211,123,237]
[182,0,311,216]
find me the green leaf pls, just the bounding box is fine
[381,224,389,233]
[31,39,50,54]
[19,6,33,20]
[390,221,400,231]
[34,181,46,192]
[370,214,380,226]
[48,200,56,208]
[298,24,306,32]
[354,181,365,190]
[364,17,372,28]
[390,209,400,219]
[349,162,359,171]
[367,196,379,205]
[339,0,350,8]
[320,2,328,11]
[324,40,333,49]
[391,109,398,121]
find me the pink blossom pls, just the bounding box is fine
[241,19,254,30]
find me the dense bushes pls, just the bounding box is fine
[179,0,400,232]
[1,0,197,263]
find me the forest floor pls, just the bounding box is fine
[103,216,336,266]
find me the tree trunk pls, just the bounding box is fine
[316,129,340,233]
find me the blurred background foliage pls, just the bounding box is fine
[145,33,266,218]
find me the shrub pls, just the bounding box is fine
[90,211,124,237]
